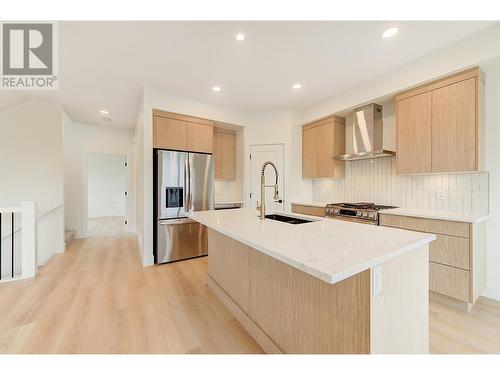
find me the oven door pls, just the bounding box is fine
[156,218,207,263]
[329,216,378,225]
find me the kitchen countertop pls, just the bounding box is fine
[188,208,435,285]
[290,200,489,224]
[379,207,490,223]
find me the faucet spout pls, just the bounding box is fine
[259,161,280,220]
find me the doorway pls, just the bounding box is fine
[249,144,285,214]
[87,152,127,237]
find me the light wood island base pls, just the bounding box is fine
[207,229,429,354]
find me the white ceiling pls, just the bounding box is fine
[1,21,496,128]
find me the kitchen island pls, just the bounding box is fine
[188,208,436,354]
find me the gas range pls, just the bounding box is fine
[325,202,398,225]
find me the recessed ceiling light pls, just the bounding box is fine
[292,83,302,89]
[235,33,245,41]
[382,27,399,39]
[212,86,221,92]
[99,109,109,115]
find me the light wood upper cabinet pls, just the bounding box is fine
[302,126,317,179]
[396,92,432,174]
[186,122,214,153]
[213,130,236,180]
[302,116,345,179]
[152,110,214,153]
[431,78,476,173]
[396,67,483,174]
[153,116,187,150]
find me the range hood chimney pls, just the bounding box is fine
[333,103,395,161]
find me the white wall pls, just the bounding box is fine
[64,120,135,238]
[243,109,309,212]
[0,99,65,266]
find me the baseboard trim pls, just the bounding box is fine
[207,276,282,354]
[430,291,473,312]
[482,286,500,301]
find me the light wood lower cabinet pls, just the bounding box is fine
[208,230,250,311]
[207,228,429,353]
[291,204,325,217]
[430,234,470,270]
[430,262,470,302]
[248,248,370,354]
[208,229,370,353]
[380,214,486,306]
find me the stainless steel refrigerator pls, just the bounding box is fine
[155,150,214,264]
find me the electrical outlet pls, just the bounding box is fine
[372,266,382,297]
[437,188,448,200]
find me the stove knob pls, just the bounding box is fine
[369,212,376,219]
[362,212,368,218]
[356,212,361,217]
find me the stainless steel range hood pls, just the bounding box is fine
[333,103,396,161]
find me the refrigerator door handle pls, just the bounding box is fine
[184,156,190,212]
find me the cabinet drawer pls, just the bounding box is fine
[291,204,325,217]
[429,262,470,302]
[430,234,470,270]
[379,214,470,238]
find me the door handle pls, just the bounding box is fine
[184,157,189,212]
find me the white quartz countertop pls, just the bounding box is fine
[188,208,435,285]
[379,207,490,223]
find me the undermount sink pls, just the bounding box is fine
[265,214,314,225]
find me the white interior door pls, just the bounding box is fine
[250,144,285,215]
[87,152,127,218]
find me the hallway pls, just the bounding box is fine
[1,235,500,353]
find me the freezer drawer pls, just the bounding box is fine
[156,218,207,263]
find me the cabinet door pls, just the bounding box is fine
[220,132,236,180]
[302,127,317,179]
[396,92,432,174]
[316,123,335,178]
[213,132,222,179]
[186,122,214,153]
[153,116,187,150]
[431,78,476,173]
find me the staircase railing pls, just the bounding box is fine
[0,202,37,282]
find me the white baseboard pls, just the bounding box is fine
[482,285,500,301]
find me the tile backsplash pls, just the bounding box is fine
[214,180,229,202]
[312,158,489,214]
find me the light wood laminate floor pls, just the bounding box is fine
[0,235,499,354]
